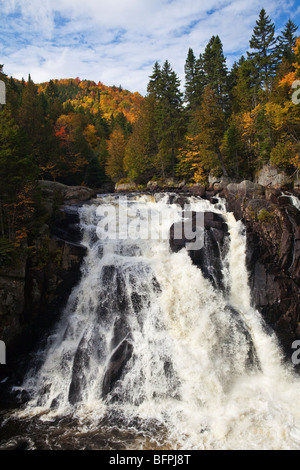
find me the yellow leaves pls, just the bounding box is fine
[83,124,99,150]
[106,128,126,181]
[40,163,60,181]
[193,167,206,184]
[176,135,207,183]
[238,105,261,140]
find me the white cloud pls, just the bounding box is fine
[0,0,299,94]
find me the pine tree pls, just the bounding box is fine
[124,96,157,182]
[155,60,184,177]
[247,9,277,91]
[184,48,196,107]
[203,35,228,109]
[276,19,298,64]
[184,49,205,110]
[192,85,228,176]
[230,56,259,112]
[146,60,184,177]
[147,61,162,99]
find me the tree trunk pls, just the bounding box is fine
[217,146,228,177]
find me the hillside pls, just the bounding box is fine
[38,78,144,123]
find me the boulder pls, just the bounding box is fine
[38,180,96,204]
[255,163,293,189]
[115,181,137,192]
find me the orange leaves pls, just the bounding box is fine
[279,36,300,88]
[279,71,297,88]
[52,78,144,123]
[291,153,300,170]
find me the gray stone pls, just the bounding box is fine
[255,163,293,188]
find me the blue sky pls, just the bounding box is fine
[1,0,300,95]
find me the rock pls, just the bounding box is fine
[38,180,96,204]
[147,181,159,191]
[170,211,229,289]
[102,340,133,398]
[64,186,95,202]
[186,184,206,197]
[51,205,83,245]
[225,180,264,198]
[115,181,137,192]
[68,336,90,405]
[255,163,293,189]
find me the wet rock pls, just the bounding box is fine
[68,337,90,405]
[222,186,300,357]
[102,340,133,397]
[169,211,229,290]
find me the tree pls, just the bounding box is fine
[0,108,37,243]
[105,126,126,182]
[176,135,206,183]
[146,60,185,178]
[184,49,206,111]
[147,61,162,99]
[203,35,228,109]
[247,9,277,92]
[276,19,298,64]
[124,96,157,182]
[191,85,228,177]
[230,56,259,112]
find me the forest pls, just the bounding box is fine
[0,8,300,264]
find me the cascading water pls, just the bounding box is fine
[1,192,300,450]
[287,192,300,211]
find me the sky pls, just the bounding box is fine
[1,0,300,96]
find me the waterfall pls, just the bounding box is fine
[288,193,300,211]
[8,193,300,450]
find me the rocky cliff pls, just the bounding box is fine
[219,181,300,359]
[0,181,96,386]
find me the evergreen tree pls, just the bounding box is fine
[147,61,162,99]
[184,48,196,107]
[230,56,259,112]
[124,95,157,182]
[150,60,184,177]
[247,9,277,91]
[184,49,205,110]
[45,79,59,102]
[192,85,228,177]
[276,19,298,64]
[203,35,228,109]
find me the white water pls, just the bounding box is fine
[289,194,300,211]
[13,193,300,450]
